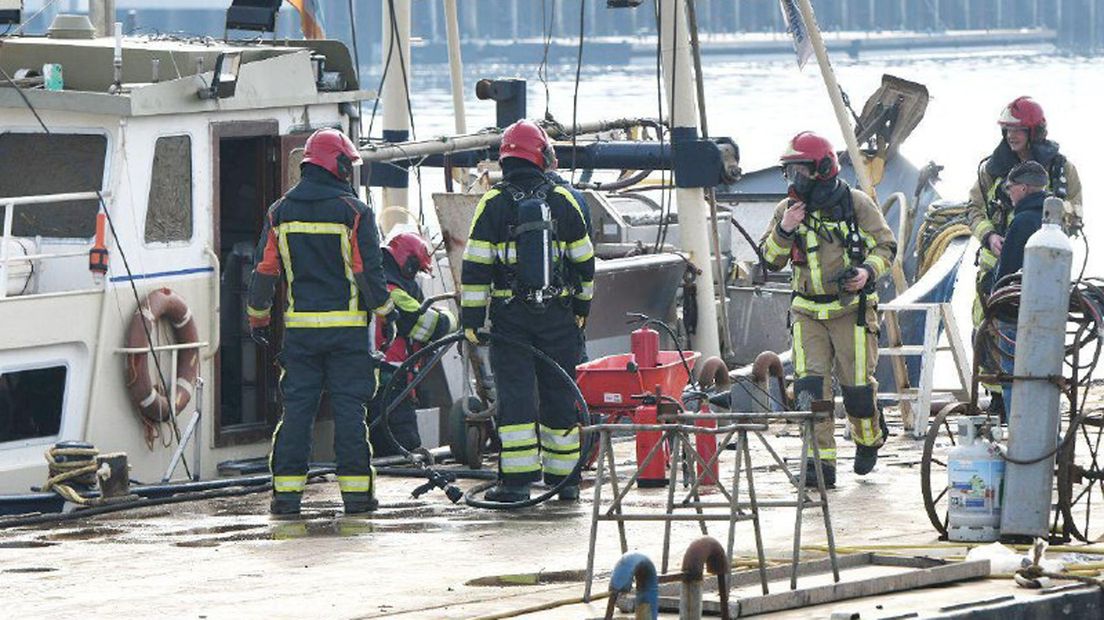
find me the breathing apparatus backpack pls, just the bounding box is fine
[502,181,567,309]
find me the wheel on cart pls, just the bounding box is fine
[920,402,968,539]
[1057,408,1104,542]
[449,397,478,467]
[464,424,484,470]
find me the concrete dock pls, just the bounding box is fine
[3,398,1104,619]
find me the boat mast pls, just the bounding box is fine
[795,0,876,198]
[89,0,116,37]
[658,0,722,361]
[443,0,467,186]
[380,0,413,228]
[444,0,467,135]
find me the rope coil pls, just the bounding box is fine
[43,445,100,505]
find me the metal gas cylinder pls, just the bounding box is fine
[630,326,660,368]
[947,416,1005,542]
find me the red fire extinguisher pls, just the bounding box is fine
[694,398,719,486]
[631,325,659,368]
[634,403,667,487]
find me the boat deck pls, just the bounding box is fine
[3,401,1104,619]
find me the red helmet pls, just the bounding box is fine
[302,128,362,180]
[780,131,839,179]
[499,119,554,170]
[387,232,433,279]
[998,96,1047,142]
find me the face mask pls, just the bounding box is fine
[789,174,816,202]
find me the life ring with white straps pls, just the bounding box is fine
[124,288,200,422]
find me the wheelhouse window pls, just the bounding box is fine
[145,135,194,243]
[0,133,107,238]
[0,365,66,444]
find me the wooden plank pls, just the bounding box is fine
[654,559,991,617]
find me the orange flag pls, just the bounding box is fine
[287,0,326,40]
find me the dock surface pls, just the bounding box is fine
[3,399,1104,619]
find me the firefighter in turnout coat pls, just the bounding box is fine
[460,119,595,503]
[758,131,897,487]
[248,128,394,516]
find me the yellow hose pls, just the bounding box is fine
[918,223,971,276]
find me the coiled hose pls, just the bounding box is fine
[916,203,973,276]
[375,331,592,510]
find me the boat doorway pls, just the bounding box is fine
[212,122,285,447]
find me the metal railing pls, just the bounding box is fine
[0,191,111,300]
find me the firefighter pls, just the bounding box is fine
[966,96,1082,415]
[460,119,595,502]
[370,232,456,456]
[758,131,897,487]
[247,128,394,516]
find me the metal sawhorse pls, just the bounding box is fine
[581,402,840,601]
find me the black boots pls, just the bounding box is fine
[853,444,880,475]
[343,495,379,514]
[804,460,837,489]
[485,483,532,503]
[854,414,890,476]
[557,485,580,501]
[269,495,302,516]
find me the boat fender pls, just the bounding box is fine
[124,287,200,422]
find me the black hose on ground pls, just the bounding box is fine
[375,331,592,510]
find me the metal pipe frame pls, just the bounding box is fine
[358,117,660,163]
[582,409,840,602]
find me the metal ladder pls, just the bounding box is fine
[878,302,971,438]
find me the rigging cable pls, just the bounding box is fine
[537,0,555,120]
[0,65,191,476]
[346,0,364,121]
[568,0,586,180]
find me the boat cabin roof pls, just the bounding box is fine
[0,36,372,118]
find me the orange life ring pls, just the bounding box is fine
[124,288,200,422]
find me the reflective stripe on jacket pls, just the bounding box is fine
[247,164,392,329]
[758,185,896,320]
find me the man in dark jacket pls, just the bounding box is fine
[460,119,595,502]
[248,128,394,516]
[992,161,1051,285]
[991,160,1053,420]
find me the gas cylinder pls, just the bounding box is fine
[634,404,668,487]
[631,326,659,368]
[947,416,1005,542]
